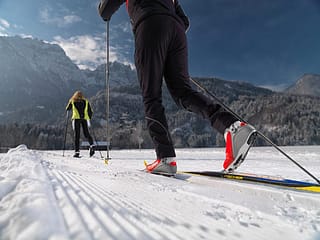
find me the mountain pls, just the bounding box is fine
[0,36,87,123]
[0,36,319,150]
[81,62,138,97]
[0,36,135,124]
[88,78,320,149]
[285,74,320,97]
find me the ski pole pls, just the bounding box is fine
[256,131,320,184]
[189,77,320,184]
[105,20,111,164]
[190,77,245,122]
[62,111,69,157]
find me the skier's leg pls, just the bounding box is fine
[163,19,237,134]
[82,119,95,157]
[134,15,176,159]
[82,120,93,145]
[164,19,256,171]
[74,119,81,157]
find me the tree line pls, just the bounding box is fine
[1,90,319,151]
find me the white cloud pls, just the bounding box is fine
[0,26,6,36]
[259,83,289,92]
[39,7,81,27]
[114,22,131,34]
[19,34,34,39]
[0,18,10,28]
[0,18,10,36]
[52,34,119,70]
[39,7,52,23]
[63,15,81,25]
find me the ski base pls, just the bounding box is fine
[181,171,320,193]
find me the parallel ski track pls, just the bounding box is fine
[42,162,202,238]
[43,161,160,239]
[40,152,319,240]
[42,159,215,239]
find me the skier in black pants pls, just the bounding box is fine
[98,0,256,175]
[66,91,95,158]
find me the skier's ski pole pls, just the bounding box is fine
[104,20,111,164]
[256,131,320,184]
[189,77,320,184]
[62,111,69,157]
[190,78,245,122]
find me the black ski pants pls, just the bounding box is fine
[73,119,94,152]
[134,15,238,159]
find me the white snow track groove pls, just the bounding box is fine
[1,146,319,240]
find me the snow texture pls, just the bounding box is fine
[0,144,320,240]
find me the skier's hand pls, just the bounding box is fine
[98,0,124,22]
[87,120,91,128]
[174,0,190,32]
[98,0,111,21]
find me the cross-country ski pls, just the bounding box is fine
[178,171,320,193]
[144,159,320,193]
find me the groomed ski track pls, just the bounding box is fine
[37,147,320,240]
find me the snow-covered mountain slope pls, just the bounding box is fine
[0,145,319,240]
[0,36,85,105]
[285,74,320,97]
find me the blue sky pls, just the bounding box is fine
[1,0,320,89]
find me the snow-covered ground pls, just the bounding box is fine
[0,144,320,240]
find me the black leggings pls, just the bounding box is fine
[134,15,237,159]
[73,119,93,152]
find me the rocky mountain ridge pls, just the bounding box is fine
[285,73,320,97]
[0,36,319,150]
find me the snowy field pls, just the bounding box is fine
[0,144,320,240]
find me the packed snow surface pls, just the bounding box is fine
[0,144,320,240]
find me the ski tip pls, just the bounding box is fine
[144,160,148,167]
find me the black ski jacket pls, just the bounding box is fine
[98,0,189,32]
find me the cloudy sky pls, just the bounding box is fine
[1,0,320,88]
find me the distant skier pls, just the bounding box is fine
[66,91,95,158]
[98,0,256,174]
